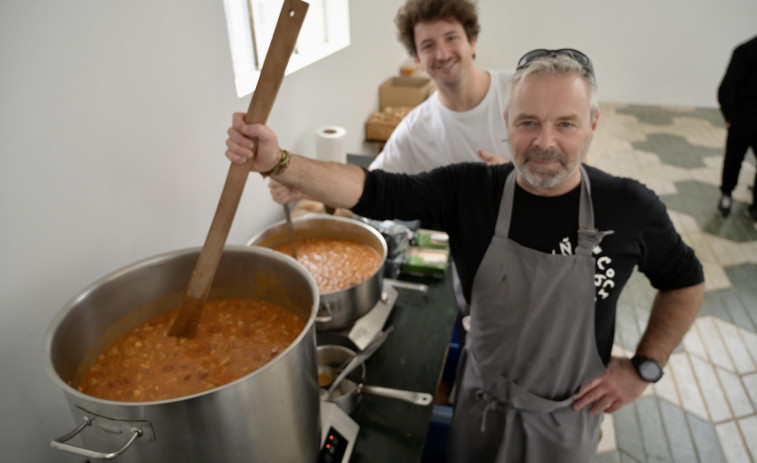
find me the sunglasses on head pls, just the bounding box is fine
[516,48,594,76]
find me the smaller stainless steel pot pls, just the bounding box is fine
[316,345,433,414]
[248,214,387,331]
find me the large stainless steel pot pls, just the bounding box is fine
[44,246,320,462]
[247,214,387,331]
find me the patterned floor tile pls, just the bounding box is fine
[707,234,751,267]
[615,303,642,353]
[661,117,727,149]
[684,108,729,128]
[699,316,737,372]
[687,413,727,463]
[738,416,757,461]
[614,104,717,127]
[595,451,622,463]
[717,367,754,418]
[633,133,719,169]
[684,324,710,360]
[743,373,757,409]
[716,318,756,374]
[700,291,740,323]
[690,354,733,422]
[720,289,756,332]
[636,397,672,462]
[659,399,699,463]
[668,352,709,421]
[743,329,757,362]
[726,264,757,329]
[716,421,752,462]
[743,241,757,263]
[653,363,680,407]
[668,210,703,234]
[597,413,618,454]
[701,261,734,292]
[620,452,644,463]
[687,231,719,264]
[613,401,647,461]
[661,181,757,242]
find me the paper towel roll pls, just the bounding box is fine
[315,126,346,163]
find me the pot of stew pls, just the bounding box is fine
[44,245,320,462]
[247,214,387,331]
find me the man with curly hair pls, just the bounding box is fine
[270,0,510,203]
[369,0,512,173]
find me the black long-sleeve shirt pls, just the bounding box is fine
[718,35,757,122]
[353,163,704,363]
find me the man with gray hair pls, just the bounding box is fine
[224,49,705,462]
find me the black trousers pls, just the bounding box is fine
[720,118,757,206]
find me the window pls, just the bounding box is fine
[223,0,350,98]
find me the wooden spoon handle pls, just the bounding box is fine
[170,0,309,338]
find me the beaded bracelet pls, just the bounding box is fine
[260,148,291,178]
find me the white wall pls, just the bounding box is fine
[1,0,754,460]
[475,0,757,107]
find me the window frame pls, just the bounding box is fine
[223,0,351,98]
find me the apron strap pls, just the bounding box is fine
[576,165,614,257]
[494,169,518,238]
[577,165,593,231]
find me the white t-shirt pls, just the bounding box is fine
[369,70,513,174]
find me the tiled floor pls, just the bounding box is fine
[591,103,757,463]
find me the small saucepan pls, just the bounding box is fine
[317,345,433,414]
[248,214,388,331]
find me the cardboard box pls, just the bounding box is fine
[364,118,396,142]
[365,106,413,142]
[379,76,434,110]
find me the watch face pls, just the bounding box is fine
[639,360,662,381]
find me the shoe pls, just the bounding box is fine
[748,205,757,221]
[717,195,732,217]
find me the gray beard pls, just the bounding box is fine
[513,148,578,189]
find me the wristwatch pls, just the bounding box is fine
[631,354,663,383]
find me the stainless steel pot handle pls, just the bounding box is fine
[357,384,434,406]
[384,278,429,294]
[315,302,334,323]
[51,415,143,460]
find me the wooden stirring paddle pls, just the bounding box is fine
[169,0,309,338]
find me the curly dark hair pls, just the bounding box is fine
[395,0,481,56]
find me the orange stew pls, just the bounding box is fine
[78,298,304,402]
[274,237,382,293]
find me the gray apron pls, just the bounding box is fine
[446,166,611,463]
